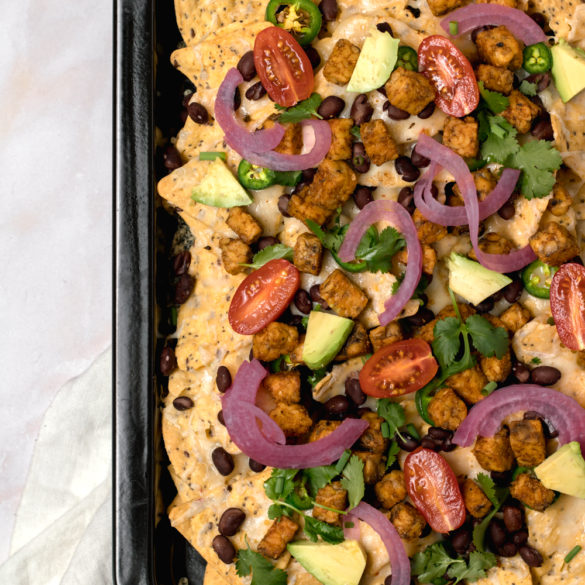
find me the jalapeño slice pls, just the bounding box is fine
[265,0,322,46]
[522,260,558,299]
[396,46,418,71]
[237,160,276,190]
[523,42,553,74]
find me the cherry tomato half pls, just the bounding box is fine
[418,35,479,117]
[404,448,466,534]
[359,338,438,398]
[550,263,585,351]
[228,259,300,335]
[253,26,314,107]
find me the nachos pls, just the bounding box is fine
[157,0,585,583]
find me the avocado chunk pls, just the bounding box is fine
[347,28,399,93]
[535,441,585,499]
[302,311,354,370]
[551,39,585,103]
[191,158,253,207]
[447,253,512,306]
[288,540,367,585]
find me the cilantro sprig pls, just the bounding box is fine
[478,82,509,114]
[241,243,294,269]
[377,399,407,467]
[415,289,509,424]
[236,542,288,585]
[412,543,497,584]
[307,209,405,274]
[275,93,323,123]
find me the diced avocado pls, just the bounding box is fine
[535,441,585,499]
[302,311,354,370]
[551,39,585,103]
[447,253,512,306]
[288,540,367,585]
[347,28,399,93]
[191,158,253,207]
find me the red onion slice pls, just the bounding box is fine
[343,512,361,540]
[225,118,332,171]
[415,134,536,272]
[214,68,285,154]
[222,360,368,468]
[440,5,547,45]
[352,502,411,585]
[453,384,585,453]
[240,402,286,445]
[337,200,422,326]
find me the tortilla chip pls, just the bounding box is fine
[174,0,266,47]
[203,567,232,585]
[550,91,585,179]
[528,0,574,40]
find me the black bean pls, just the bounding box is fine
[173,251,191,275]
[503,505,524,533]
[513,362,531,383]
[188,102,209,124]
[353,185,374,209]
[428,427,452,441]
[217,410,225,426]
[420,437,437,450]
[491,470,513,485]
[278,194,291,217]
[525,72,551,92]
[304,45,321,69]
[257,236,278,251]
[345,376,366,405]
[530,366,561,386]
[377,22,394,35]
[324,395,351,418]
[237,51,256,81]
[397,186,414,213]
[219,508,246,536]
[212,447,235,476]
[395,156,420,182]
[531,116,554,141]
[216,366,232,392]
[310,284,324,303]
[163,145,182,170]
[384,575,392,585]
[395,431,419,452]
[319,0,338,21]
[351,142,371,173]
[386,104,410,120]
[350,94,374,125]
[473,297,494,313]
[160,346,177,376]
[503,279,523,303]
[318,95,346,119]
[245,81,267,101]
[212,535,236,564]
[451,527,472,555]
[442,438,457,452]
[302,167,318,184]
[404,307,435,327]
[499,542,518,557]
[519,545,543,567]
[174,273,195,304]
[173,396,194,411]
[294,289,313,314]
[233,87,241,110]
[488,519,507,548]
[498,201,516,220]
[417,101,435,119]
[513,529,528,546]
[411,147,430,168]
[249,458,266,472]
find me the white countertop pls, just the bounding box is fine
[0,0,113,575]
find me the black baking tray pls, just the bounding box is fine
[113,0,206,583]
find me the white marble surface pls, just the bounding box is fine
[0,0,112,566]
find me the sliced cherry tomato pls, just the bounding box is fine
[404,447,466,534]
[359,339,438,398]
[228,259,300,335]
[253,26,314,107]
[418,35,479,117]
[550,263,585,351]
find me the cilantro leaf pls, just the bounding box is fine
[432,317,462,368]
[478,82,509,114]
[514,140,563,199]
[236,545,288,585]
[357,226,406,273]
[519,80,538,96]
[377,399,406,438]
[340,455,365,510]
[264,468,298,501]
[465,315,509,359]
[242,244,294,269]
[304,516,345,544]
[475,472,498,506]
[303,465,338,497]
[448,551,497,583]
[473,485,510,551]
[267,503,294,519]
[480,116,519,164]
[276,93,323,123]
[386,440,400,468]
